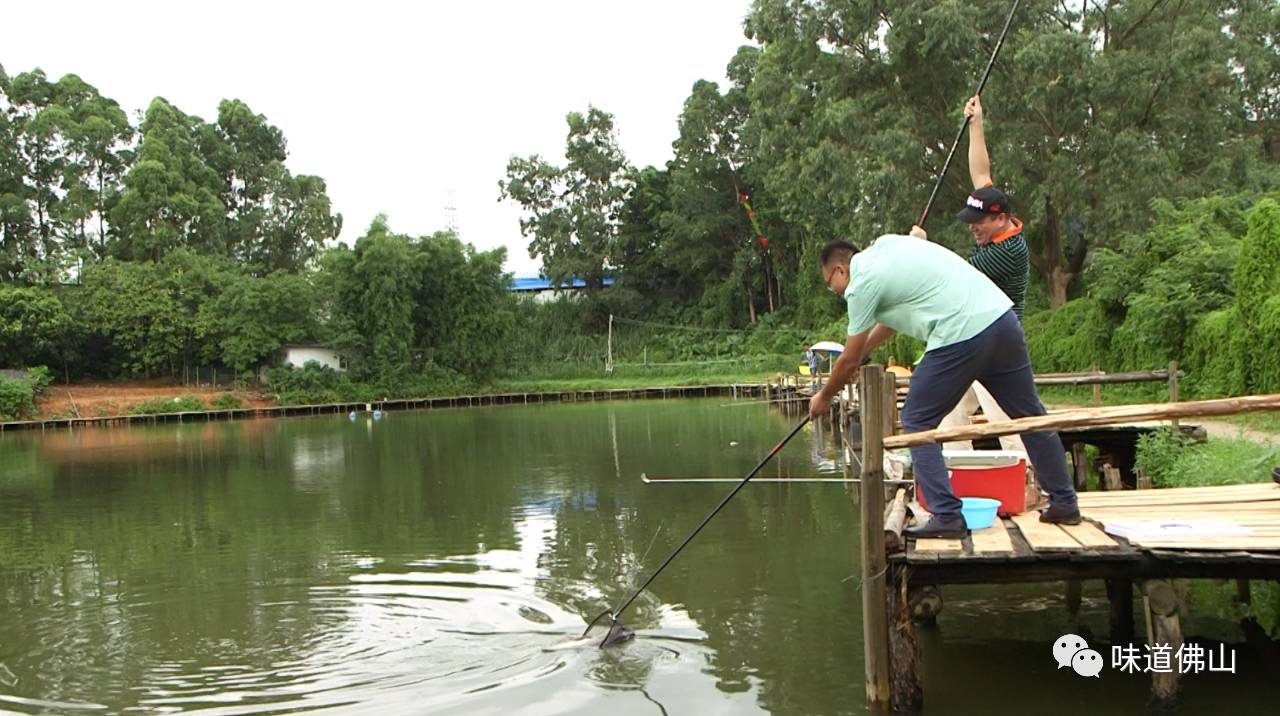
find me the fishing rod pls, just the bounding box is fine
[917,0,1022,229]
[641,473,911,485]
[582,415,812,647]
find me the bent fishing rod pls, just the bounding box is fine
[917,0,1021,229]
[583,414,812,646]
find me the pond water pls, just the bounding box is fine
[0,399,1271,714]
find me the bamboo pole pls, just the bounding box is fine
[883,394,1280,449]
[1168,360,1180,430]
[859,364,890,710]
[892,369,1180,386]
[882,372,898,502]
[881,372,906,552]
[1092,362,1102,405]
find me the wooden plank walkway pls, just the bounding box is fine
[899,482,1280,581]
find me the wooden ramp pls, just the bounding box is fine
[901,482,1280,581]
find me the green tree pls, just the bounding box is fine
[1234,198,1280,391]
[197,268,317,373]
[614,166,677,310]
[743,0,1280,308]
[1088,196,1244,368]
[0,65,38,281]
[77,258,185,378]
[0,284,68,370]
[319,217,420,379]
[4,69,67,280]
[110,98,224,261]
[500,106,632,291]
[411,231,513,378]
[205,99,341,272]
[663,77,778,325]
[1,67,133,280]
[49,73,132,260]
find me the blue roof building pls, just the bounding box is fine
[510,276,616,300]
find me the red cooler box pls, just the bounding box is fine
[916,450,1028,515]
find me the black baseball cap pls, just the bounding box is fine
[956,186,1011,223]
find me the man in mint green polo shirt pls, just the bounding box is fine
[808,226,1079,538]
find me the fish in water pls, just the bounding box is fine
[542,634,598,652]
[543,622,635,651]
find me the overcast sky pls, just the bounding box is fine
[4,0,755,276]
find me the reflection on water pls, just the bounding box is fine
[0,400,1273,715]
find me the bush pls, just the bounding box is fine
[128,395,208,415]
[1024,298,1112,372]
[210,392,244,410]
[1133,427,1189,486]
[265,361,349,404]
[1251,295,1280,393]
[1184,308,1247,396]
[25,366,53,395]
[0,377,36,421]
[1137,427,1279,488]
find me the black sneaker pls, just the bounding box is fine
[1039,504,1082,525]
[1272,466,1279,485]
[905,514,968,539]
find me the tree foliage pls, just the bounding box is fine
[500,107,632,292]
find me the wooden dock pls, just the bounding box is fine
[852,364,1280,712]
[905,482,1280,581]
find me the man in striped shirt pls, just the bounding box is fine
[956,95,1028,317]
[940,95,1030,453]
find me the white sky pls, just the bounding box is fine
[3,0,755,276]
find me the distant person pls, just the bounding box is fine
[807,227,1079,538]
[806,348,819,383]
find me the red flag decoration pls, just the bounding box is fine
[737,193,769,254]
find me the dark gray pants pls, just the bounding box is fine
[901,310,1077,518]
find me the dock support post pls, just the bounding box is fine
[1168,360,1180,430]
[1071,442,1089,491]
[1066,580,1083,618]
[1102,464,1123,491]
[884,370,921,712]
[888,566,923,712]
[909,585,942,625]
[858,364,890,710]
[1141,579,1183,709]
[1107,578,1135,643]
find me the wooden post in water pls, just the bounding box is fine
[1168,360,1180,430]
[1107,578,1135,644]
[883,372,922,712]
[1142,579,1184,708]
[858,364,890,710]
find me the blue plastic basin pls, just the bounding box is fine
[960,497,1001,530]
